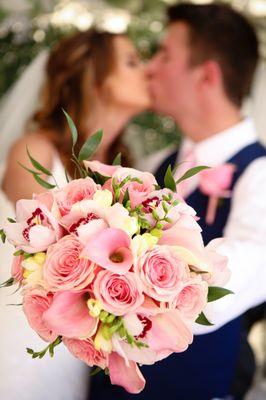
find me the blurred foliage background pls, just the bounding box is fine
[1,0,266,157]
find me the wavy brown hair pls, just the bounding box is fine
[31,29,132,176]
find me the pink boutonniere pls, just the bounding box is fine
[199,163,236,225]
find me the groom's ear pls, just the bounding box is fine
[197,60,223,91]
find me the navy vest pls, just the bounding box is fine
[89,142,266,400]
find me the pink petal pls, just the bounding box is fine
[81,228,133,274]
[28,225,56,250]
[108,352,145,394]
[77,219,108,245]
[146,310,193,354]
[43,291,98,338]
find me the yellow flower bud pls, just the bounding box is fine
[94,327,112,353]
[87,299,103,317]
[33,252,46,265]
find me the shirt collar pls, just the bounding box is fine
[179,117,258,167]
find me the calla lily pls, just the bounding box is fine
[81,228,133,274]
[146,309,193,355]
[108,352,145,394]
[43,291,98,339]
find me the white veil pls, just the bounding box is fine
[0,50,49,168]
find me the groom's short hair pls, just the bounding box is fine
[167,3,259,107]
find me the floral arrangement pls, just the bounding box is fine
[0,112,232,394]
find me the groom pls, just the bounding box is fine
[145,3,266,400]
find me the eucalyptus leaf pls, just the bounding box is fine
[0,277,15,288]
[18,162,41,176]
[78,130,103,161]
[112,153,121,166]
[63,109,77,148]
[175,166,210,185]
[33,173,56,190]
[164,165,176,192]
[207,286,234,303]
[26,147,52,176]
[195,312,213,326]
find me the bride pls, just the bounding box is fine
[0,29,150,399]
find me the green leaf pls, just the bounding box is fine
[164,165,176,192]
[0,228,6,243]
[18,161,42,176]
[78,130,103,161]
[90,367,102,377]
[112,153,121,166]
[175,166,210,185]
[64,168,70,183]
[26,147,52,176]
[0,277,15,288]
[63,109,78,147]
[122,188,130,207]
[92,171,110,185]
[7,217,16,223]
[207,286,234,303]
[13,250,24,256]
[32,173,56,190]
[195,312,214,326]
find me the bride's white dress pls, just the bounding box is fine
[0,154,89,400]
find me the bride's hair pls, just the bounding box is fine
[31,29,132,175]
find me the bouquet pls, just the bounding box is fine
[0,112,232,394]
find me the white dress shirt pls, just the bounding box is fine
[176,118,266,334]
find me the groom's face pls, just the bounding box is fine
[147,22,199,119]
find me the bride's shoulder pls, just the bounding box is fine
[6,129,55,169]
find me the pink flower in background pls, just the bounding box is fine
[173,277,208,321]
[84,160,119,177]
[4,199,62,253]
[43,291,98,339]
[23,289,57,342]
[82,228,133,274]
[108,352,145,394]
[55,177,99,216]
[44,235,96,292]
[135,246,190,302]
[93,270,144,315]
[11,255,24,283]
[64,337,108,369]
[199,164,236,224]
[111,167,157,209]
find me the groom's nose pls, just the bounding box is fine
[145,56,158,79]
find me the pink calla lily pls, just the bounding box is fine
[81,228,133,274]
[43,291,98,339]
[108,352,145,394]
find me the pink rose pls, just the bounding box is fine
[64,337,107,369]
[55,178,99,216]
[173,277,208,321]
[23,289,57,342]
[111,167,157,209]
[43,235,96,292]
[93,270,144,316]
[11,255,24,283]
[84,160,119,177]
[4,199,62,253]
[135,246,190,302]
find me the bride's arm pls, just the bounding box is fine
[2,133,54,203]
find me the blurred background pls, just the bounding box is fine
[1,0,266,160]
[0,1,265,399]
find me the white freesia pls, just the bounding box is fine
[22,252,46,286]
[131,233,158,260]
[93,190,113,208]
[105,203,138,236]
